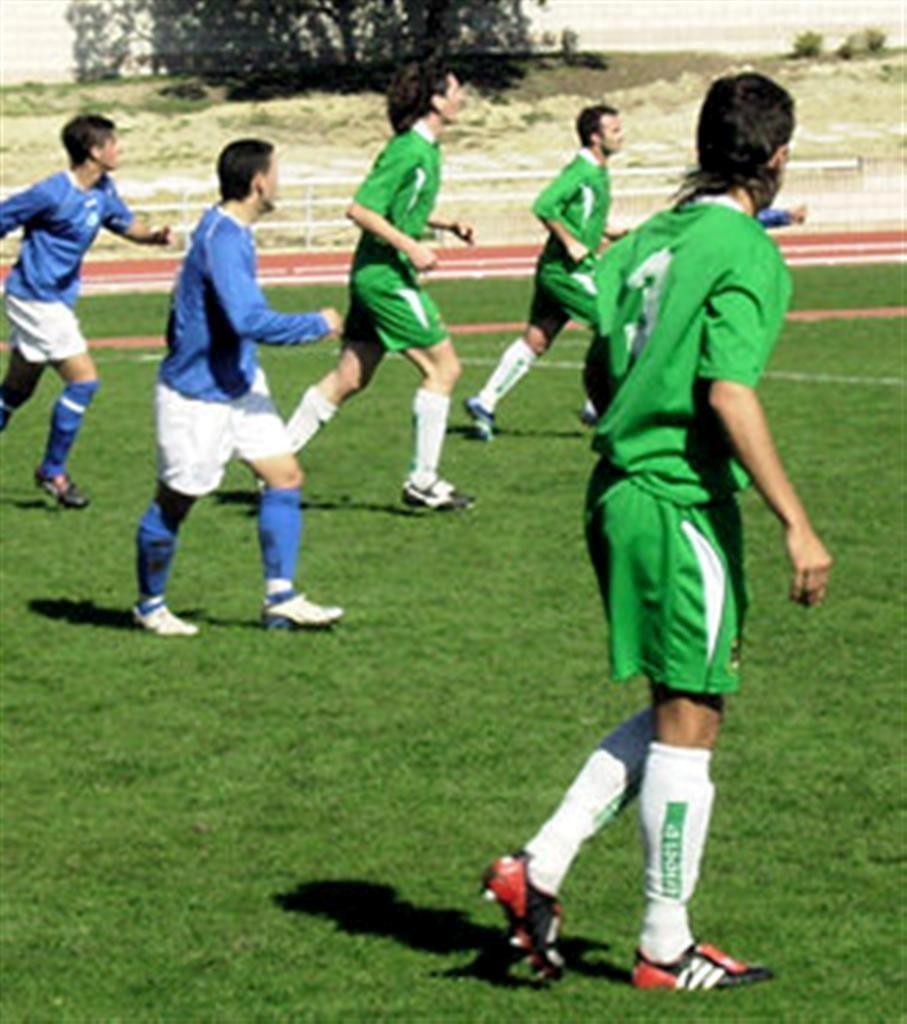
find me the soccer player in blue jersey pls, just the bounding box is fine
[0,114,171,507]
[133,138,343,637]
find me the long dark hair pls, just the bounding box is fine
[387,59,453,134]
[677,73,795,210]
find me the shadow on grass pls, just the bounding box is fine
[273,880,629,988]
[214,489,422,518]
[29,598,135,629]
[4,497,63,511]
[448,425,586,442]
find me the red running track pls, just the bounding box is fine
[1,230,903,296]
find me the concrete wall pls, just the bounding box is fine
[0,0,904,84]
[531,0,904,54]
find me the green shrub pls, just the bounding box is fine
[792,30,823,58]
[865,27,887,52]
[837,33,860,59]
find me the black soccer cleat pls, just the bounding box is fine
[481,851,564,980]
[35,468,90,509]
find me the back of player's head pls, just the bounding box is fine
[387,59,455,134]
[576,104,618,146]
[62,114,116,166]
[681,72,795,209]
[217,139,274,202]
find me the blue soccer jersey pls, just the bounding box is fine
[161,206,329,402]
[0,171,135,307]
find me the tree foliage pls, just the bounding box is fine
[66,0,544,85]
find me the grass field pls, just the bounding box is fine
[0,267,903,1021]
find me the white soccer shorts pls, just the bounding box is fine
[5,293,88,364]
[155,368,292,496]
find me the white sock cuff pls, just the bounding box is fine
[648,742,711,776]
[414,388,450,414]
[512,337,538,363]
[309,386,338,419]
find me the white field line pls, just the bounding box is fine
[458,357,904,387]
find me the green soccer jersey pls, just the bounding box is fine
[588,198,791,505]
[533,150,611,273]
[351,123,442,279]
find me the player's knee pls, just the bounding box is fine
[283,462,304,489]
[434,353,461,392]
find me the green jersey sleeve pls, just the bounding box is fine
[533,157,609,257]
[532,163,581,221]
[354,138,418,217]
[698,246,791,387]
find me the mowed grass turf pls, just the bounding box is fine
[0,266,903,1021]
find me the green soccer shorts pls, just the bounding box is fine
[585,463,748,694]
[529,261,598,331]
[344,267,448,352]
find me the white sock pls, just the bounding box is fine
[525,709,653,894]
[477,337,537,412]
[286,385,338,453]
[265,578,293,598]
[408,388,450,490]
[638,742,715,963]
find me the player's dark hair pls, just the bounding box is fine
[576,104,618,147]
[677,72,795,210]
[61,114,117,166]
[217,139,274,202]
[387,59,455,134]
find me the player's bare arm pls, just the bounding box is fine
[540,216,589,263]
[123,221,172,246]
[427,216,475,244]
[347,201,437,271]
[709,379,832,606]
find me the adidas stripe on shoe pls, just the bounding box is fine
[632,942,773,991]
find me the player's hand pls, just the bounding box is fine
[450,220,475,245]
[319,307,343,335]
[566,239,589,264]
[408,241,438,272]
[785,523,833,606]
[790,205,808,225]
[151,225,172,246]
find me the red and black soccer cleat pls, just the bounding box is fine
[632,942,774,991]
[481,851,564,980]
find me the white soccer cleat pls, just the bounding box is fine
[402,477,475,510]
[133,604,199,637]
[262,592,345,630]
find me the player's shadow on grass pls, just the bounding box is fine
[274,880,630,988]
[449,425,585,442]
[6,497,62,511]
[214,489,420,518]
[29,598,135,630]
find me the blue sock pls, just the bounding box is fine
[0,385,30,432]
[258,487,301,595]
[136,501,180,608]
[39,380,100,476]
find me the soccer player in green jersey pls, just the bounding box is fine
[483,73,833,989]
[286,60,475,510]
[465,104,624,440]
